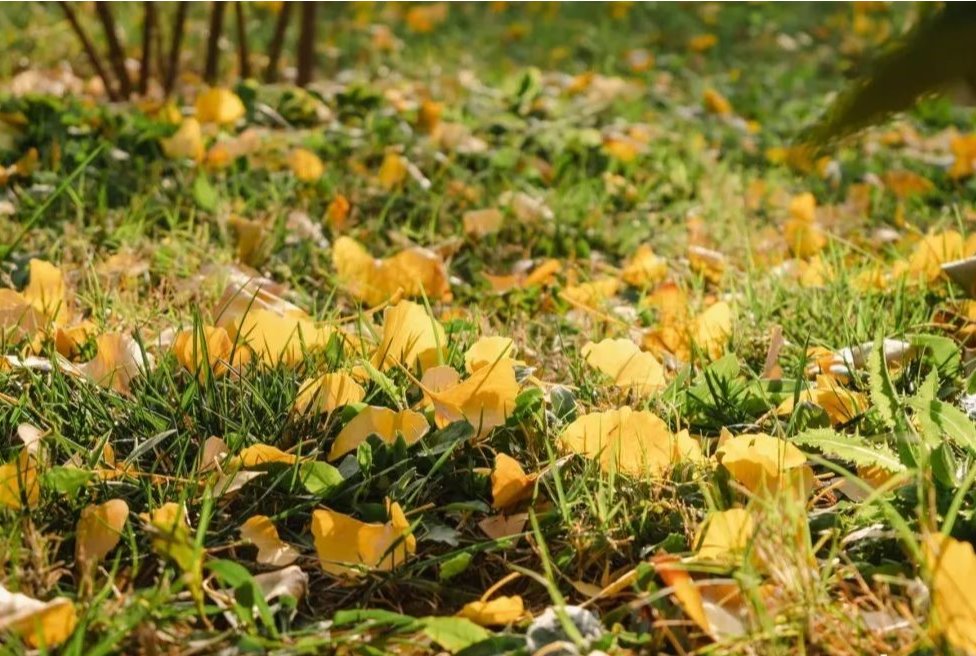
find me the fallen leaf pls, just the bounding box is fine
[561,407,703,476]
[465,336,516,373]
[427,359,519,437]
[288,147,325,182]
[582,338,666,397]
[294,372,366,415]
[195,87,246,125]
[463,208,504,238]
[492,453,535,511]
[232,444,299,468]
[328,406,429,461]
[0,585,76,648]
[76,499,129,572]
[715,433,814,496]
[0,451,39,510]
[333,236,450,306]
[457,595,525,626]
[371,300,446,371]
[694,508,754,563]
[240,515,300,567]
[928,534,976,652]
[173,325,249,381]
[160,118,204,161]
[311,501,415,576]
[77,333,153,395]
[621,245,668,286]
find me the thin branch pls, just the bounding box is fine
[95,3,132,98]
[234,2,251,79]
[296,2,317,87]
[163,2,189,95]
[204,1,227,85]
[264,1,293,83]
[139,2,156,95]
[57,1,118,101]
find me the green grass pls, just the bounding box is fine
[2,2,976,654]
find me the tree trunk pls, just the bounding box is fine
[57,1,118,101]
[139,2,156,95]
[264,2,293,83]
[296,2,317,87]
[95,3,132,98]
[163,2,189,95]
[204,2,227,85]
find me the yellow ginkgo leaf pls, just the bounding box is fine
[927,534,976,653]
[0,288,45,342]
[491,453,535,511]
[908,230,965,283]
[561,277,620,307]
[372,300,446,371]
[333,236,450,307]
[457,595,525,626]
[78,333,153,395]
[142,503,203,603]
[950,134,976,179]
[294,372,365,415]
[427,359,519,438]
[240,515,299,567]
[776,379,867,426]
[234,308,333,366]
[377,151,408,189]
[561,407,703,476]
[688,33,718,52]
[654,556,712,637]
[715,433,813,496]
[581,338,666,397]
[328,406,429,461]
[195,87,246,125]
[0,585,77,648]
[232,444,299,469]
[702,88,732,116]
[76,499,129,572]
[173,325,249,381]
[621,245,667,287]
[693,301,732,361]
[311,502,415,576]
[22,259,66,321]
[288,147,325,182]
[465,336,516,374]
[55,320,96,358]
[0,451,39,510]
[160,118,204,161]
[695,508,754,563]
[463,208,504,238]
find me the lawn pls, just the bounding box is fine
[2,2,976,654]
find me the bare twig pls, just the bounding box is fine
[264,1,293,83]
[204,1,227,84]
[57,1,118,101]
[163,2,189,95]
[139,2,156,95]
[296,2,317,87]
[234,2,251,79]
[95,3,132,98]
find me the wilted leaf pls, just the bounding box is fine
[240,515,300,567]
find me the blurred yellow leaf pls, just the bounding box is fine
[333,236,450,306]
[235,308,333,366]
[77,333,152,395]
[0,585,76,648]
[195,87,245,125]
[22,259,65,321]
[377,151,408,189]
[695,508,754,563]
[288,147,325,182]
[160,118,204,161]
[622,245,667,286]
[928,534,976,652]
[173,325,248,381]
[463,208,504,238]
[457,595,525,626]
[702,88,732,116]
